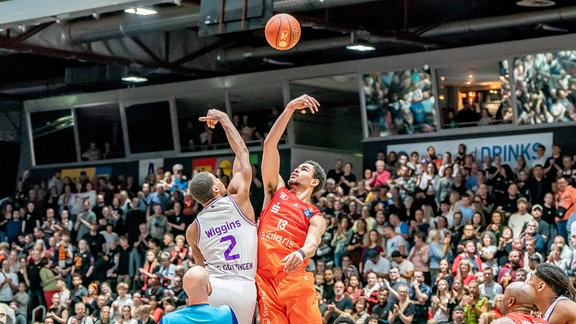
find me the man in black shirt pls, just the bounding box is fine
[166,201,186,237]
[27,250,45,313]
[143,274,164,303]
[371,287,391,324]
[166,275,187,308]
[116,236,132,289]
[527,165,550,205]
[83,223,106,257]
[125,197,147,246]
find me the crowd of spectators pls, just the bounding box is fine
[514,51,576,125]
[364,68,436,137]
[308,143,576,324]
[0,163,201,324]
[2,140,576,324]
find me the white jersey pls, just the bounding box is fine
[196,195,257,281]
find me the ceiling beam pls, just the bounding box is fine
[0,0,175,29]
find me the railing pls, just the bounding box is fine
[31,305,46,324]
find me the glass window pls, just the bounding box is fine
[30,109,76,165]
[76,103,125,160]
[229,84,285,147]
[290,75,361,150]
[437,60,510,128]
[364,66,436,137]
[176,90,227,152]
[514,51,576,125]
[125,101,174,153]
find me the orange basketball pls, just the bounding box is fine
[265,13,301,51]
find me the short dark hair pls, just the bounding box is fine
[189,172,215,204]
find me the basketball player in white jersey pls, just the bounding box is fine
[186,109,257,324]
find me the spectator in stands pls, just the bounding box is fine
[369,160,391,188]
[147,205,167,242]
[391,251,414,281]
[556,176,576,241]
[387,284,414,324]
[409,271,432,324]
[324,281,353,324]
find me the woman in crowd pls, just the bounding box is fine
[451,173,468,196]
[138,250,159,291]
[495,226,514,266]
[542,192,557,224]
[83,282,99,315]
[547,243,570,272]
[346,274,364,305]
[39,257,60,309]
[486,211,505,239]
[478,231,498,274]
[433,259,454,293]
[169,235,188,265]
[58,184,74,215]
[448,277,465,313]
[138,305,155,324]
[470,211,486,235]
[118,305,138,324]
[332,217,352,268]
[45,293,68,324]
[387,284,414,324]
[360,230,384,272]
[513,155,529,179]
[347,218,367,267]
[408,232,431,284]
[148,296,163,323]
[417,163,439,201]
[456,259,476,285]
[428,229,448,280]
[351,298,370,324]
[431,279,451,324]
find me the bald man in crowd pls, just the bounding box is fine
[493,282,546,324]
[159,266,238,324]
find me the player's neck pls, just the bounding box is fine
[536,292,558,312]
[201,195,220,207]
[290,187,313,203]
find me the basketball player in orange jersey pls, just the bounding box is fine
[257,94,327,324]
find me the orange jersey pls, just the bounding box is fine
[257,187,321,277]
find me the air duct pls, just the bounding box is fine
[219,36,351,63]
[422,6,576,37]
[65,0,381,44]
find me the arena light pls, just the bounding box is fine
[346,44,375,52]
[124,7,158,15]
[122,75,148,83]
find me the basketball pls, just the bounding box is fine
[265,13,301,51]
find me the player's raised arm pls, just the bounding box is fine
[199,109,251,192]
[261,95,320,204]
[199,108,254,221]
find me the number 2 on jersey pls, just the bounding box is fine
[220,235,240,261]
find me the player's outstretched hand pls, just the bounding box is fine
[199,109,228,129]
[286,94,320,114]
[281,250,304,273]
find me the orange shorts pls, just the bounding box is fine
[256,271,322,324]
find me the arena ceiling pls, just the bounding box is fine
[1,0,576,103]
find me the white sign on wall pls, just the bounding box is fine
[387,132,553,168]
[138,158,164,185]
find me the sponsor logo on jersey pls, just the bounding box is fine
[303,208,314,218]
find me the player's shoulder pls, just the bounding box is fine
[555,299,576,318]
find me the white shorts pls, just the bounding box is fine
[209,277,257,324]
